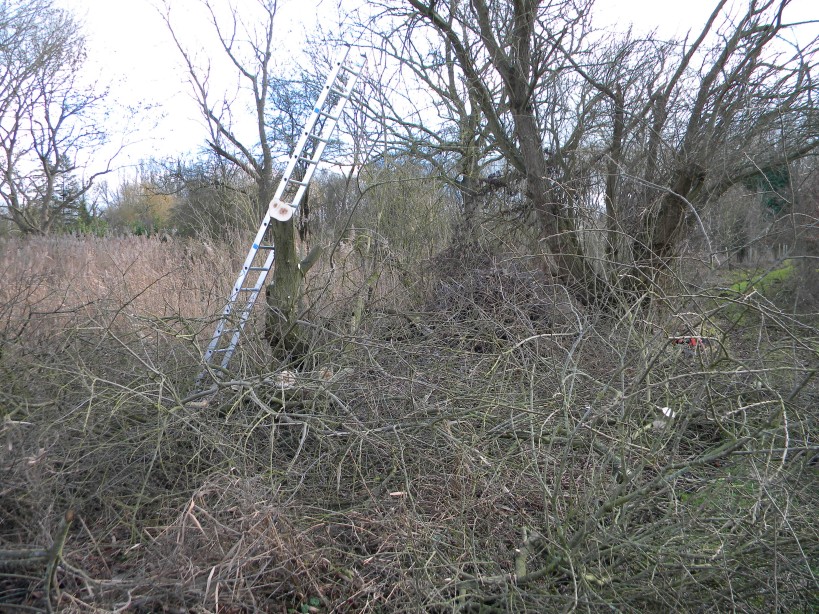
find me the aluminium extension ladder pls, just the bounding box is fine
[198,46,366,384]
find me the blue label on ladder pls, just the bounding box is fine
[252,243,258,249]
[315,107,320,113]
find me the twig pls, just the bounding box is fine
[44,510,75,613]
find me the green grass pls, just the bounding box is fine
[718,260,795,324]
[727,259,795,295]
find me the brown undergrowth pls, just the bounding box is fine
[1,236,817,612]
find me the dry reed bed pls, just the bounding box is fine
[0,236,236,353]
[1,236,817,612]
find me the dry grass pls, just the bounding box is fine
[1,235,817,613]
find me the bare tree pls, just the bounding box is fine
[604,0,817,287]
[362,0,818,303]
[362,0,600,297]
[353,11,497,246]
[0,0,109,234]
[162,0,323,358]
[165,153,258,240]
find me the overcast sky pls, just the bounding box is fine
[63,0,817,177]
[64,0,328,174]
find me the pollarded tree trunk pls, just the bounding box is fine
[263,157,326,362]
[604,85,625,265]
[628,165,706,294]
[513,96,599,303]
[265,215,304,359]
[451,134,484,248]
[407,0,600,301]
[264,194,324,364]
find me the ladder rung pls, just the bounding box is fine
[211,347,229,354]
[318,110,341,121]
[341,64,362,76]
[247,266,268,271]
[297,156,319,165]
[329,87,350,97]
[287,179,309,187]
[239,286,260,292]
[256,244,275,250]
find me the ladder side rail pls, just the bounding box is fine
[268,118,322,206]
[238,246,277,304]
[220,287,261,369]
[216,238,276,369]
[268,52,351,206]
[238,214,275,282]
[270,122,326,205]
[305,55,364,166]
[202,322,227,365]
[226,214,274,308]
[201,247,275,373]
[297,50,350,136]
[201,212,275,364]
[309,69,363,163]
[285,132,335,214]
[277,56,366,215]
[307,47,352,121]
